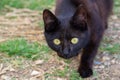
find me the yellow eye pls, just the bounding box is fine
[71,38,79,44]
[53,39,61,45]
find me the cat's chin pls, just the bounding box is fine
[57,53,79,59]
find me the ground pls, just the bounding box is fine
[0,7,120,80]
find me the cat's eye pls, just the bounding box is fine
[71,38,79,44]
[53,39,61,45]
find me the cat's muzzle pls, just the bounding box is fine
[57,52,79,59]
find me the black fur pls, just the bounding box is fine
[43,0,113,78]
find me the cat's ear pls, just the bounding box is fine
[71,5,89,31]
[43,9,59,32]
[73,5,88,21]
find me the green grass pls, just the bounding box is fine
[49,66,83,80]
[0,0,54,10]
[45,66,99,80]
[0,38,50,60]
[0,0,119,18]
[100,37,120,54]
[114,0,120,14]
[54,66,69,77]
[0,0,120,14]
[93,71,99,79]
[69,70,83,80]
[100,43,120,54]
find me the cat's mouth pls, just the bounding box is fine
[57,52,79,59]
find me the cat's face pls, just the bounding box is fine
[43,6,90,59]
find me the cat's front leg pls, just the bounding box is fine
[78,40,100,78]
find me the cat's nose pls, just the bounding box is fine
[63,48,69,55]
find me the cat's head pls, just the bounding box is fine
[43,6,91,59]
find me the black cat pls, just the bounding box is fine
[43,0,113,78]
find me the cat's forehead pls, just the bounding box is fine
[58,26,79,39]
[55,16,81,38]
[58,16,72,27]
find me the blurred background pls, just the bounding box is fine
[0,0,120,80]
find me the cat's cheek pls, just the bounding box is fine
[49,44,61,53]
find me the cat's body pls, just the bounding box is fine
[43,0,113,78]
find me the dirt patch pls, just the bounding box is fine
[0,8,44,43]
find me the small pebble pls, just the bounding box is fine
[1,75,11,80]
[102,56,110,61]
[57,78,64,80]
[35,60,44,65]
[31,70,40,76]
[111,15,118,20]
[99,65,105,69]
[104,62,111,66]
[111,59,116,64]
[116,61,119,64]
[114,23,120,27]
[94,66,99,69]
[94,61,102,65]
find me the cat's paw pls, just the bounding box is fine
[78,67,93,78]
